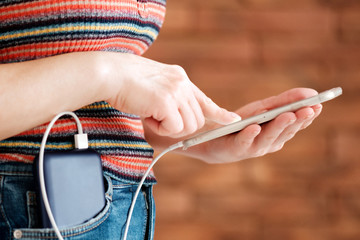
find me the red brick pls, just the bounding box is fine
[239,8,336,34]
[166,0,243,10]
[195,189,265,217]
[143,1,360,240]
[154,186,195,220]
[146,34,257,64]
[260,197,324,226]
[320,94,360,126]
[153,153,206,186]
[333,65,360,93]
[332,128,360,166]
[160,8,195,33]
[338,9,360,43]
[154,222,219,240]
[262,227,329,240]
[241,0,318,10]
[260,37,336,65]
[317,0,360,9]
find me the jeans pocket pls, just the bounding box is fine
[25,191,38,229]
[11,176,113,240]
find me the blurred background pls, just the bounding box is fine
[144,0,360,239]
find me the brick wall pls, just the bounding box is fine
[143,0,360,239]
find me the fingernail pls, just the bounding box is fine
[305,112,315,120]
[314,104,322,110]
[231,112,242,122]
[288,118,296,124]
[253,128,261,136]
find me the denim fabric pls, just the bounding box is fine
[0,162,155,240]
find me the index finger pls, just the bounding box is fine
[193,85,241,125]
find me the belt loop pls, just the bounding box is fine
[104,175,113,201]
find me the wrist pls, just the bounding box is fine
[87,52,116,103]
[91,52,130,105]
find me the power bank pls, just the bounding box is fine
[33,149,105,228]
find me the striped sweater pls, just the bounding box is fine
[0,0,166,184]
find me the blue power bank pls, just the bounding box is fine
[33,149,105,228]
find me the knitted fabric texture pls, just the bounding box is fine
[0,0,166,184]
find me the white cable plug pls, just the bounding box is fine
[38,112,88,240]
[74,133,89,149]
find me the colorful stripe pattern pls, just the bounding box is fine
[0,0,166,62]
[0,0,166,184]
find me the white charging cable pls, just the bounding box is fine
[122,141,183,240]
[38,112,88,240]
[39,111,182,240]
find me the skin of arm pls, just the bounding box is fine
[0,52,110,140]
[0,51,322,164]
[0,52,239,141]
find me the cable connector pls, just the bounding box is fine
[39,111,86,240]
[74,133,89,149]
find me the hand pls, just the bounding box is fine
[186,88,323,164]
[104,53,240,138]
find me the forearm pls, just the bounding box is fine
[0,51,240,142]
[0,52,111,140]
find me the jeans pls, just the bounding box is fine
[0,162,155,240]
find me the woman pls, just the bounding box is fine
[0,0,322,239]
